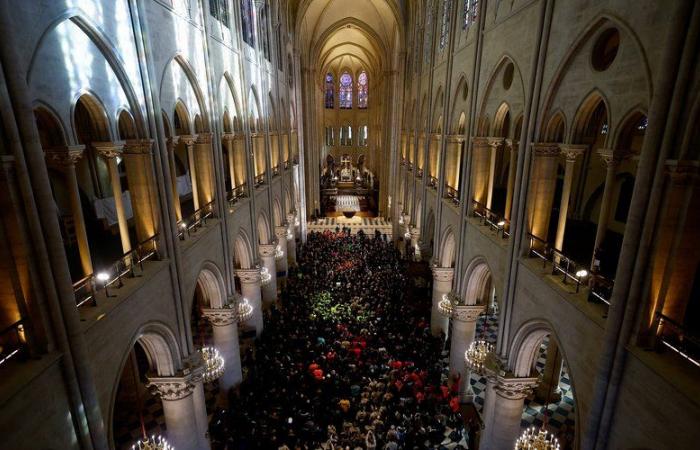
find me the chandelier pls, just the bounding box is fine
[131,435,173,450]
[260,266,272,286]
[465,339,493,374]
[275,246,284,260]
[515,427,560,450]
[438,291,461,317]
[235,298,254,322]
[200,347,225,383]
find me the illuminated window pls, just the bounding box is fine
[439,0,451,50]
[462,0,478,29]
[359,125,368,146]
[241,0,255,47]
[424,3,434,65]
[358,71,368,109]
[260,4,271,61]
[325,127,335,146]
[340,125,353,146]
[210,0,230,28]
[325,73,334,109]
[339,72,353,109]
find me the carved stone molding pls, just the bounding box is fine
[167,136,180,148]
[452,304,486,322]
[179,134,197,146]
[123,139,154,155]
[221,132,236,142]
[196,132,213,144]
[202,307,237,326]
[505,139,519,152]
[148,377,195,401]
[432,267,454,282]
[92,141,125,159]
[472,137,490,151]
[259,243,277,257]
[597,148,629,166]
[494,376,539,400]
[44,145,85,168]
[236,268,261,284]
[446,135,465,144]
[275,225,288,240]
[531,142,560,158]
[667,162,699,186]
[558,144,587,162]
[486,137,505,148]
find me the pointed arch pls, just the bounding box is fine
[33,103,67,148]
[257,210,271,244]
[439,227,456,268]
[544,110,567,142]
[460,256,493,306]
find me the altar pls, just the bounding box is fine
[307,216,393,238]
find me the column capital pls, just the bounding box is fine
[666,161,699,186]
[92,141,125,158]
[178,134,197,146]
[494,376,539,400]
[431,266,454,282]
[558,144,587,162]
[147,376,195,401]
[167,136,180,147]
[597,148,629,166]
[259,243,277,257]
[471,136,491,150]
[486,137,505,148]
[446,134,465,144]
[196,132,213,144]
[505,139,519,151]
[123,138,154,155]
[452,304,486,322]
[275,225,288,239]
[44,145,86,168]
[530,142,560,157]
[236,268,261,283]
[222,132,236,142]
[201,307,237,326]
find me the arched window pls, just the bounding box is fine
[439,0,451,50]
[339,72,353,109]
[359,125,368,146]
[358,71,368,109]
[325,73,334,109]
[209,0,230,28]
[424,3,434,65]
[240,0,255,47]
[462,0,478,29]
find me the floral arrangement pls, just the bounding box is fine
[309,291,372,324]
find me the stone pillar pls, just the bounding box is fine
[194,133,215,206]
[201,304,243,391]
[259,243,278,306]
[554,145,586,251]
[445,137,463,195]
[410,227,422,261]
[286,212,297,266]
[527,143,560,243]
[45,146,93,276]
[449,305,485,402]
[222,133,236,191]
[180,135,199,210]
[275,225,289,279]
[253,134,266,181]
[471,137,491,207]
[233,135,247,189]
[430,267,453,337]
[191,376,210,449]
[148,373,211,450]
[504,140,518,221]
[482,376,538,450]
[123,139,158,242]
[236,268,263,336]
[167,137,182,221]
[535,339,563,403]
[486,138,504,209]
[94,142,131,254]
[591,148,628,270]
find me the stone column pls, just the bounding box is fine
[45,146,93,276]
[430,267,453,337]
[233,135,247,189]
[180,135,199,211]
[123,139,158,242]
[148,374,210,450]
[410,227,422,261]
[94,142,131,254]
[222,133,236,191]
[449,305,485,402]
[527,143,560,243]
[194,133,215,206]
[470,137,491,207]
[504,140,518,221]
[236,268,263,336]
[554,145,586,251]
[201,304,243,391]
[535,339,563,403]
[166,137,183,221]
[486,138,504,209]
[275,225,289,279]
[445,136,464,196]
[482,376,538,450]
[286,212,297,266]
[591,148,628,270]
[259,243,278,306]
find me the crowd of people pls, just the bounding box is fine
[210,229,469,449]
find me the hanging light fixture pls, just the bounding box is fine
[200,346,225,383]
[260,266,272,286]
[132,435,173,450]
[438,291,460,317]
[235,297,254,322]
[465,339,493,374]
[515,427,560,450]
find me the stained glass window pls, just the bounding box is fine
[440,0,451,50]
[358,71,368,109]
[260,4,270,61]
[324,73,334,109]
[462,0,478,29]
[210,0,230,28]
[424,3,434,66]
[241,0,255,47]
[339,72,353,109]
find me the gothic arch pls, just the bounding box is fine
[544,109,567,142]
[257,210,271,244]
[72,91,113,142]
[160,54,209,132]
[439,227,456,268]
[248,86,263,132]
[571,89,611,143]
[192,262,227,309]
[234,230,255,269]
[33,103,68,147]
[478,54,526,125]
[460,256,493,306]
[273,197,283,226]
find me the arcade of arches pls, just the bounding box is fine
[0,1,699,450]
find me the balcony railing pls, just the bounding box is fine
[73,234,161,308]
[272,165,280,177]
[407,162,413,172]
[228,183,248,208]
[283,160,289,170]
[444,185,460,206]
[472,200,510,238]
[526,232,613,306]
[428,176,438,188]
[254,173,266,187]
[0,319,28,367]
[656,313,700,368]
[178,200,216,240]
